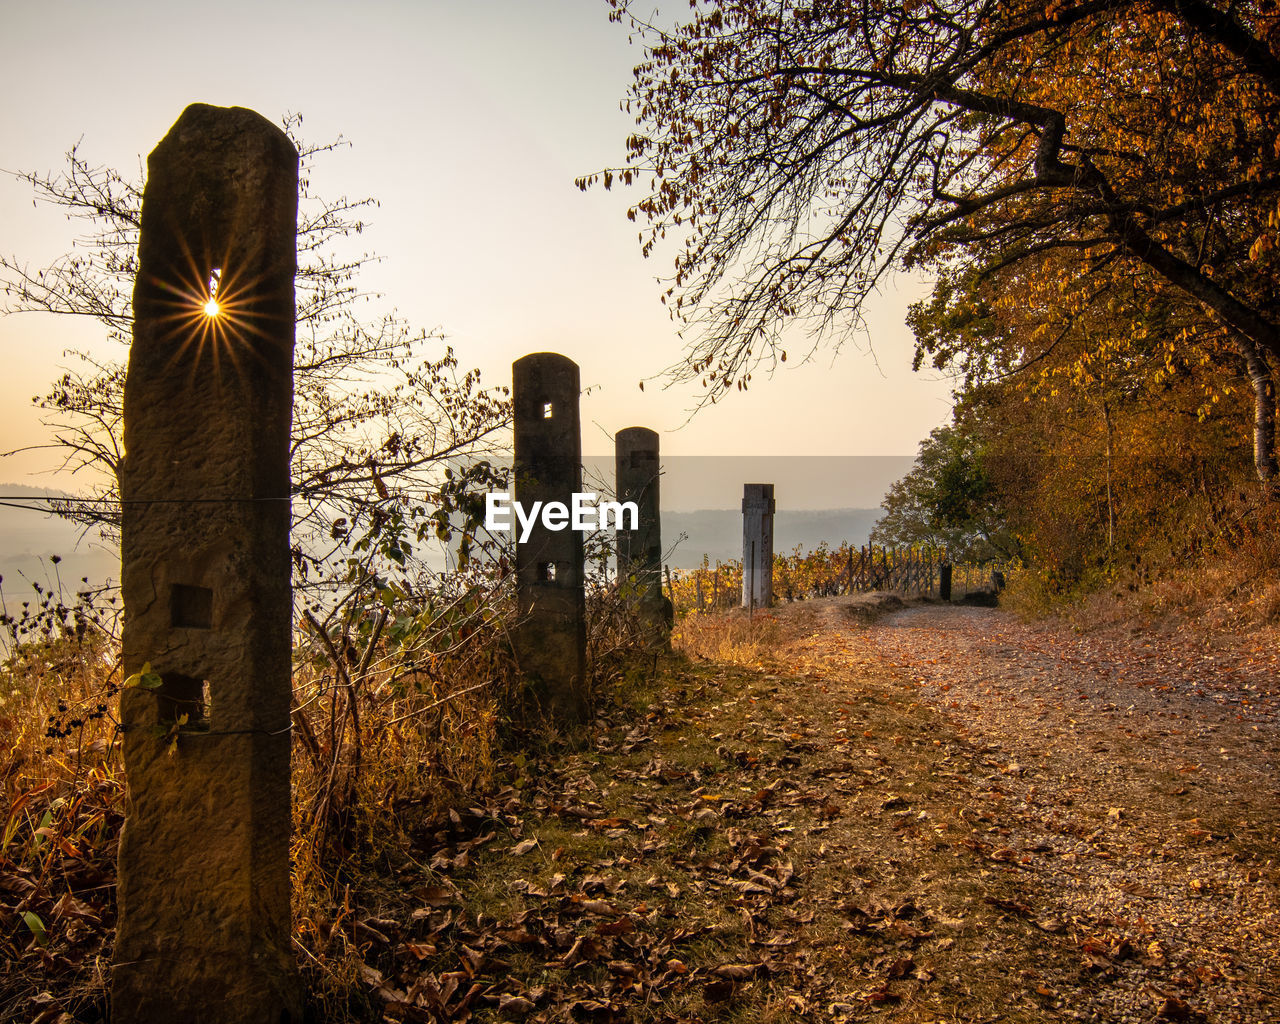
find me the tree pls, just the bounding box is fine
[903,245,1260,584]
[910,239,1271,490]
[872,423,1015,561]
[904,215,1266,573]
[592,0,1280,419]
[1,117,510,592]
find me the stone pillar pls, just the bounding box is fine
[114,105,300,1024]
[513,353,587,724]
[741,483,775,610]
[940,562,953,602]
[614,427,669,638]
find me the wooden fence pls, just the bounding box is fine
[832,545,942,596]
[669,543,1014,614]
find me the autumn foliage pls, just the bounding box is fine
[598,0,1280,603]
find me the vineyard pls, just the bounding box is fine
[665,542,1016,613]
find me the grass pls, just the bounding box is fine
[673,608,787,666]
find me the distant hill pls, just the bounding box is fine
[663,507,881,569]
[0,484,883,590]
[0,485,119,600]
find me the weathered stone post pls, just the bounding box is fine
[741,483,775,610]
[615,427,669,639]
[513,353,588,724]
[114,104,300,1024]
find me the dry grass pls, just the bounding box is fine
[673,607,786,666]
[0,582,125,1019]
[999,486,1280,638]
[0,569,527,1023]
[1000,540,1280,642]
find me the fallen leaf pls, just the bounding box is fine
[1156,996,1193,1021]
[711,963,759,980]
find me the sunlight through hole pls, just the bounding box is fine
[203,267,222,317]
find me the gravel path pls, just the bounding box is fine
[839,602,1280,1023]
[863,604,1279,823]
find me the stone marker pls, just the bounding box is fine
[614,426,669,639]
[512,353,587,723]
[114,104,300,1024]
[741,483,775,609]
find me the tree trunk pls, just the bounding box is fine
[1102,398,1116,554]
[1237,334,1277,483]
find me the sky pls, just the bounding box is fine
[0,0,955,517]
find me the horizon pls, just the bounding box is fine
[1,1,954,498]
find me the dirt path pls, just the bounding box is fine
[328,598,1280,1024]
[783,598,1280,1022]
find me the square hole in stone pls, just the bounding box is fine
[159,673,210,729]
[538,561,557,582]
[542,401,553,419]
[170,584,213,629]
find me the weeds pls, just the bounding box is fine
[674,608,784,666]
[1001,486,1280,634]
[0,527,686,1020]
[0,553,523,1020]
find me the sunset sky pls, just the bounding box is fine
[0,0,954,513]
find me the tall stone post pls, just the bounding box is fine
[114,105,300,1024]
[513,353,588,724]
[615,427,669,639]
[741,483,775,610]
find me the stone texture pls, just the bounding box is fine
[113,104,300,1024]
[512,352,588,724]
[615,426,670,639]
[741,483,776,609]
